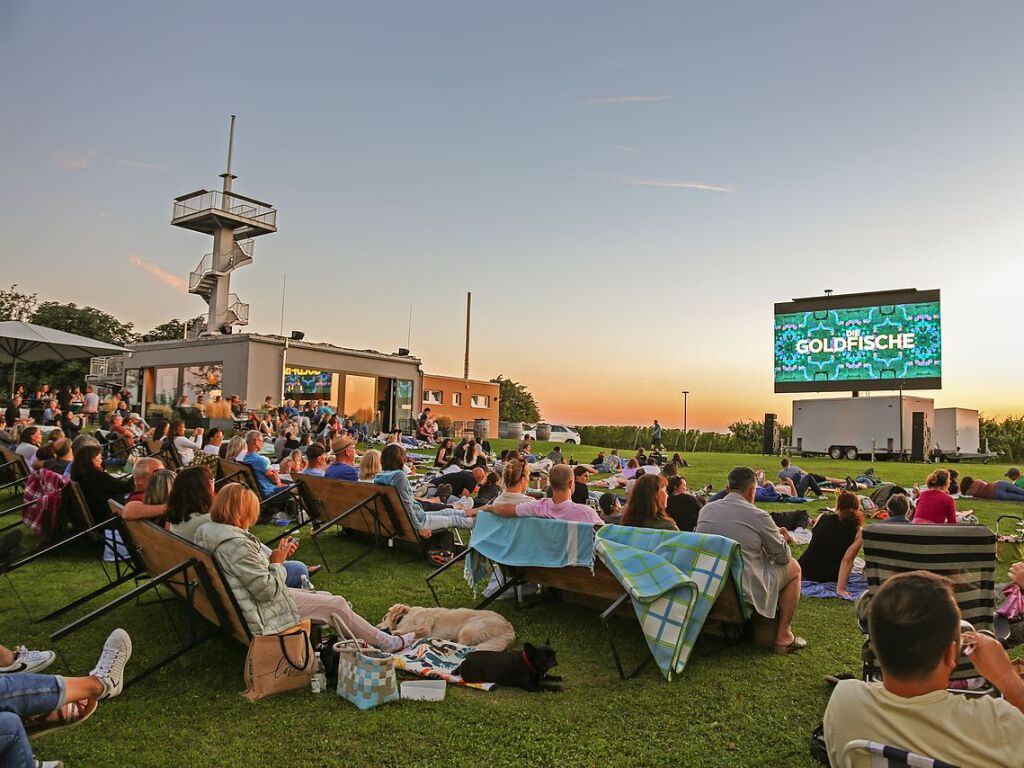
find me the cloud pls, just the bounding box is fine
[582,173,736,193]
[129,255,185,291]
[612,144,637,153]
[51,151,169,172]
[583,95,674,105]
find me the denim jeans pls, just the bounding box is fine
[0,673,66,768]
[992,481,1024,502]
[794,474,821,497]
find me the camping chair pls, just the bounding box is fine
[0,445,29,497]
[3,483,139,623]
[859,523,999,687]
[145,438,182,471]
[839,740,958,768]
[289,475,386,571]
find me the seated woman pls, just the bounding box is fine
[665,475,702,531]
[598,492,623,524]
[168,419,204,467]
[358,448,381,481]
[202,427,223,456]
[434,438,455,468]
[496,459,534,505]
[373,443,473,538]
[221,435,247,462]
[278,449,306,478]
[194,485,407,648]
[69,445,135,523]
[621,473,678,531]
[474,471,503,507]
[913,469,958,524]
[797,490,864,597]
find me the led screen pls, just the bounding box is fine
[284,368,332,396]
[774,289,941,393]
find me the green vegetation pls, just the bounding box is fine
[1,448,1021,767]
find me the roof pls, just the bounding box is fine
[128,333,422,365]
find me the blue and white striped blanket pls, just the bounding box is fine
[596,526,749,681]
[464,513,596,592]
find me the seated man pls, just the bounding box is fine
[107,414,135,447]
[324,436,359,481]
[124,456,163,503]
[240,430,290,499]
[471,464,603,525]
[695,466,804,654]
[824,571,1024,767]
[778,457,822,498]
[301,444,328,477]
[878,493,911,523]
[42,438,73,477]
[4,395,33,429]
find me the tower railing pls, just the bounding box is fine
[172,190,277,228]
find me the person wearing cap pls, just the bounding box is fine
[302,444,328,477]
[325,436,359,481]
[1006,467,1024,490]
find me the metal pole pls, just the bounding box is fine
[898,380,904,461]
[464,292,471,382]
[279,273,287,336]
[10,358,16,399]
[682,390,689,453]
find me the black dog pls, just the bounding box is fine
[456,641,561,692]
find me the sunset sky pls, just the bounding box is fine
[2,2,1022,430]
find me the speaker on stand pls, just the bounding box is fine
[763,413,778,455]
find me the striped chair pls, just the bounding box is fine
[840,739,958,768]
[860,523,997,683]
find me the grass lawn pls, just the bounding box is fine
[2,445,1021,767]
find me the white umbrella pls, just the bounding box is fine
[0,321,130,396]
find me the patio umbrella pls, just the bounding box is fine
[0,321,130,396]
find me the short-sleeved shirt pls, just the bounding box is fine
[241,451,279,498]
[514,498,603,525]
[824,679,1024,768]
[912,489,957,525]
[778,465,803,481]
[324,462,359,482]
[301,467,326,478]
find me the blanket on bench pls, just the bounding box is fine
[596,526,748,681]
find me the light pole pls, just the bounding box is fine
[682,390,690,453]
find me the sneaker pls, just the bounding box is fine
[89,628,132,700]
[34,760,63,768]
[0,646,56,674]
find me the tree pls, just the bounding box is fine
[143,316,205,341]
[491,375,541,423]
[0,284,38,322]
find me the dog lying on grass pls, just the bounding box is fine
[456,642,561,692]
[378,604,515,651]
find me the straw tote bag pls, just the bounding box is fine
[242,619,314,701]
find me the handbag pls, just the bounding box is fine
[242,619,314,701]
[333,615,398,710]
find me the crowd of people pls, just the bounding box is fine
[4,388,1024,766]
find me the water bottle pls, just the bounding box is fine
[310,652,326,694]
[299,574,315,592]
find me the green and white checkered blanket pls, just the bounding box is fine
[596,526,748,681]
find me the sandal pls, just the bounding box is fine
[26,699,97,739]
[774,636,808,655]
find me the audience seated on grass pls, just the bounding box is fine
[598,492,623,524]
[15,426,41,470]
[823,571,1024,767]
[913,470,958,524]
[358,448,381,481]
[0,630,133,768]
[570,465,591,505]
[621,473,677,531]
[434,438,455,468]
[194,484,409,650]
[202,427,224,456]
[324,435,359,481]
[374,443,474,538]
[222,435,247,462]
[169,419,204,467]
[474,471,503,507]
[877,493,911,524]
[301,444,328,477]
[797,490,863,597]
[695,466,805,654]
[495,459,533,506]
[471,464,603,525]
[240,430,289,497]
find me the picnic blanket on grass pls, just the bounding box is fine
[392,638,495,691]
[464,514,596,592]
[595,526,749,681]
[800,572,868,601]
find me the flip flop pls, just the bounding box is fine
[26,699,98,739]
[774,636,808,655]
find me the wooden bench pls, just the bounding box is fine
[51,517,254,686]
[291,475,384,571]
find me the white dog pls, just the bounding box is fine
[378,604,515,651]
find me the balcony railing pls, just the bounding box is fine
[188,239,254,294]
[226,294,250,326]
[90,356,125,378]
[172,190,277,229]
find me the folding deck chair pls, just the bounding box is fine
[839,739,959,768]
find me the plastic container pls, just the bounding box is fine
[400,680,446,702]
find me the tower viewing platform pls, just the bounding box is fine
[172,189,277,239]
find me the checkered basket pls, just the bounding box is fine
[333,617,398,711]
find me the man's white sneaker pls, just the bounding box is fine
[0,646,56,674]
[35,760,63,767]
[89,628,132,700]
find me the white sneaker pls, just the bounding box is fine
[89,628,132,700]
[0,646,56,674]
[34,760,63,768]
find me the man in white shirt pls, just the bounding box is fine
[824,571,1024,767]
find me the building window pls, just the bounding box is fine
[153,367,180,406]
[471,395,490,408]
[452,392,462,406]
[182,364,223,404]
[424,390,442,405]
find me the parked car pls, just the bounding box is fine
[523,423,581,444]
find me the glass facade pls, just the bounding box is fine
[182,364,223,404]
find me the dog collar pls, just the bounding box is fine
[521,650,537,675]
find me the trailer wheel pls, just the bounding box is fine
[828,446,843,460]
[844,447,858,461]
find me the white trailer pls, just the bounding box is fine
[933,408,981,458]
[791,396,934,460]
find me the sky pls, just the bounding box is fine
[1,1,1022,431]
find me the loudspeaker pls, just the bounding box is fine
[763,413,777,455]
[911,412,926,462]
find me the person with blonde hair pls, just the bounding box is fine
[222,435,247,462]
[194,485,409,649]
[358,448,381,481]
